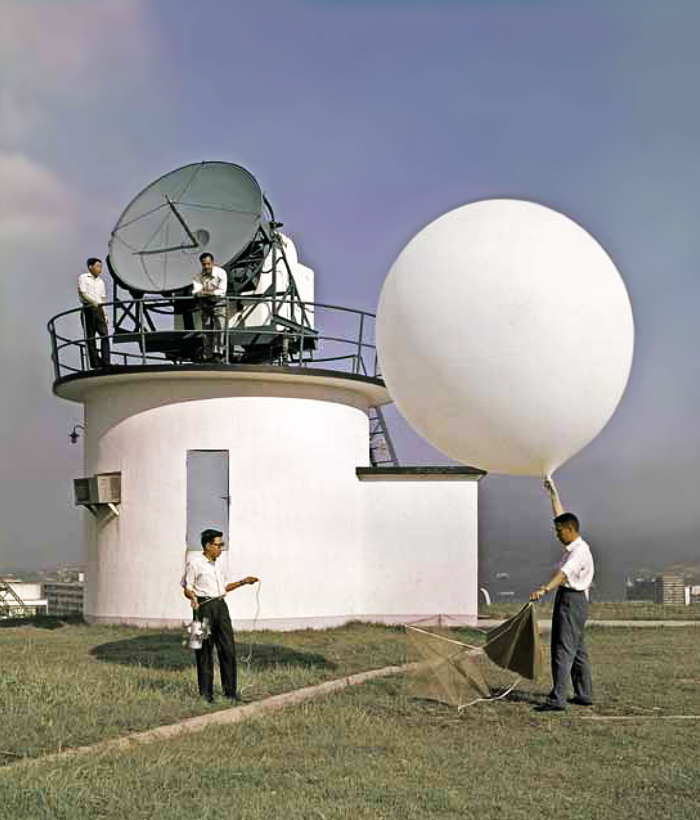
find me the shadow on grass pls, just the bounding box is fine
[0,614,84,630]
[90,634,337,672]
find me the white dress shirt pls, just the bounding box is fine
[78,272,107,307]
[559,536,595,592]
[183,552,227,598]
[192,265,228,298]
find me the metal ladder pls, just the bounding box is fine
[368,405,399,467]
[0,579,32,619]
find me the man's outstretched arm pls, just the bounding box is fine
[225,576,259,593]
[545,476,565,518]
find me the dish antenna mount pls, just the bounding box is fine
[104,161,316,365]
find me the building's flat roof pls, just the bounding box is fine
[356,466,486,481]
[54,364,391,407]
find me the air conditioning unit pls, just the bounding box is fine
[95,473,121,503]
[74,477,96,506]
[74,473,121,506]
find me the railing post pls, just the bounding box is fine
[271,241,278,319]
[49,320,60,380]
[225,295,230,364]
[300,312,305,367]
[138,299,146,364]
[356,313,365,375]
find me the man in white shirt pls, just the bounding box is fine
[530,477,595,712]
[182,528,258,703]
[192,252,228,362]
[77,257,110,369]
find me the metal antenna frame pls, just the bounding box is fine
[105,193,316,366]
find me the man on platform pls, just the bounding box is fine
[192,252,228,362]
[182,528,258,703]
[530,477,595,712]
[77,257,110,369]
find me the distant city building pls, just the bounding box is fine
[626,576,656,602]
[626,572,693,605]
[55,569,85,584]
[44,581,84,616]
[655,573,686,605]
[0,580,48,618]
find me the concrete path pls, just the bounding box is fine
[11,662,410,768]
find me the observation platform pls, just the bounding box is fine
[48,296,390,406]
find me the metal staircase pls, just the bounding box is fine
[368,405,399,467]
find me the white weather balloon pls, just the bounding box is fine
[376,199,634,477]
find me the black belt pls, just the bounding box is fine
[559,587,586,594]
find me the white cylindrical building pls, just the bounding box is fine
[55,366,483,629]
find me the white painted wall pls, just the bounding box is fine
[357,479,479,625]
[73,371,480,628]
[81,374,369,626]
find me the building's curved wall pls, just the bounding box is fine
[82,378,370,625]
[78,374,480,629]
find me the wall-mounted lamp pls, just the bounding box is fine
[69,424,85,444]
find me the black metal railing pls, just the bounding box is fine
[47,295,382,384]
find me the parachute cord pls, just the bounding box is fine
[457,677,521,711]
[404,624,482,651]
[237,581,261,700]
[241,579,262,665]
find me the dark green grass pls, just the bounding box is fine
[481,601,700,621]
[1,623,699,819]
[2,627,699,818]
[0,619,405,761]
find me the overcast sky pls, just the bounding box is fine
[1,0,698,598]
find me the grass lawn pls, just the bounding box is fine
[1,620,699,819]
[0,618,405,761]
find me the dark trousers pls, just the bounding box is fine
[199,297,226,359]
[549,587,593,706]
[82,305,110,368]
[194,597,237,700]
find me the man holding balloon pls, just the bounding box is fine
[376,198,631,713]
[530,477,595,712]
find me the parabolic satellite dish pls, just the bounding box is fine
[108,161,264,293]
